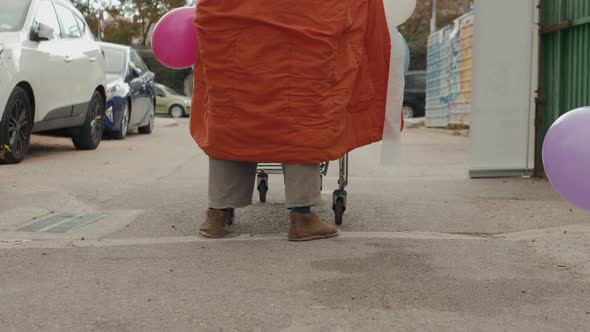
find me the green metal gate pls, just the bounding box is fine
[537,0,590,175]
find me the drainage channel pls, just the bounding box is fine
[16,213,109,233]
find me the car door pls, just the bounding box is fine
[73,10,104,109]
[23,0,71,123]
[137,52,156,110]
[128,49,147,125]
[53,2,91,116]
[136,51,155,124]
[155,86,167,113]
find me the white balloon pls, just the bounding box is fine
[383,0,417,27]
[381,27,406,166]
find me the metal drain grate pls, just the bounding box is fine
[17,213,108,233]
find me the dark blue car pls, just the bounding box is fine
[100,42,156,139]
[403,70,426,119]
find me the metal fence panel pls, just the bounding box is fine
[425,27,452,127]
[426,11,475,127]
[537,0,590,173]
[449,12,475,125]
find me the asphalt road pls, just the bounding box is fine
[0,118,589,331]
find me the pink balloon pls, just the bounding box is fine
[152,7,197,69]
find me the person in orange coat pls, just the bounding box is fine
[191,0,391,241]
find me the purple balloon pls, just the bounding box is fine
[543,107,590,211]
[152,7,197,69]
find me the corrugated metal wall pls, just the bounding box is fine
[537,0,590,174]
[449,12,475,125]
[425,28,451,127]
[425,11,475,128]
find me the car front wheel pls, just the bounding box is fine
[73,91,104,150]
[111,102,130,140]
[0,87,33,164]
[402,104,416,119]
[169,105,184,119]
[138,101,155,134]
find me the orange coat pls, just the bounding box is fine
[191,0,391,163]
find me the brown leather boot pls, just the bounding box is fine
[199,209,229,238]
[288,212,339,242]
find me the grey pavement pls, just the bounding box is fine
[0,118,589,331]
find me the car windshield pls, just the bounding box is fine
[405,73,426,91]
[0,0,31,32]
[102,46,127,77]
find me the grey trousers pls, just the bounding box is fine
[209,158,322,209]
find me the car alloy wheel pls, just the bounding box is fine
[149,104,155,131]
[73,91,104,150]
[90,100,104,144]
[121,104,129,138]
[1,87,32,164]
[139,102,155,134]
[7,97,30,156]
[402,105,415,119]
[170,105,184,119]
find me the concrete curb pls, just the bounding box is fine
[405,117,425,128]
[155,117,179,128]
[0,231,489,250]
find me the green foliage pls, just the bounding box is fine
[72,0,470,72]
[399,0,472,70]
[103,8,142,45]
[137,49,192,94]
[119,0,188,45]
[71,0,192,45]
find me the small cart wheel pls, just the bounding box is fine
[258,179,268,203]
[334,197,345,225]
[257,172,269,203]
[225,209,235,225]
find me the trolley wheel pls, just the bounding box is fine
[257,179,268,203]
[333,197,345,225]
[224,209,235,225]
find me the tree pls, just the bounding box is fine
[102,8,142,45]
[120,0,187,46]
[71,0,98,36]
[399,0,472,70]
[72,0,193,46]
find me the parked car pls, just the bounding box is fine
[0,0,106,164]
[100,42,156,139]
[403,70,426,119]
[155,83,191,118]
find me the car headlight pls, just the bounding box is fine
[106,83,121,100]
[105,106,113,122]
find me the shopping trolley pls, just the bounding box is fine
[255,154,349,225]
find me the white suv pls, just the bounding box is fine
[0,0,106,164]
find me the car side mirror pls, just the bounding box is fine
[131,67,142,78]
[157,92,165,97]
[32,21,54,42]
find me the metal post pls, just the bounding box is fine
[430,0,437,33]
